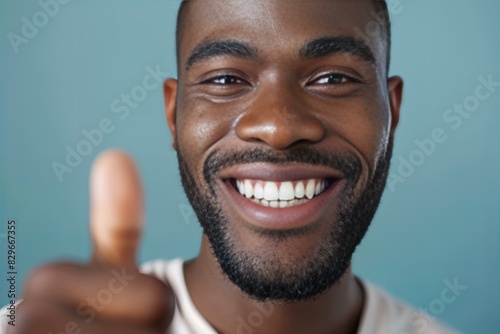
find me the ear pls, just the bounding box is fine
[387,76,404,136]
[164,78,179,150]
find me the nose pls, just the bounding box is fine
[235,83,325,150]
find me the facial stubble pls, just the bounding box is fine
[177,141,393,302]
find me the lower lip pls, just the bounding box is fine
[222,179,344,231]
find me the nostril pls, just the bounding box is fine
[235,106,325,150]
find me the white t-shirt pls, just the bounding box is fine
[1,259,458,334]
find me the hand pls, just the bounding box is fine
[8,150,175,334]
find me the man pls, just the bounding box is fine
[1,0,458,333]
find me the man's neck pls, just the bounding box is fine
[183,238,364,334]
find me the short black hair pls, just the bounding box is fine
[175,0,391,72]
[372,0,391,72]
[175,0,189,68]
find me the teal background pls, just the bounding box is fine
[0,1,499,333]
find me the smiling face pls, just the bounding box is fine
[165,0,403,302]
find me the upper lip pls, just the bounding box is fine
[218,163,344,182]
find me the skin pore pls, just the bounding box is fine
[164,1,403,333]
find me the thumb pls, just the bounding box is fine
[89,149,144,269]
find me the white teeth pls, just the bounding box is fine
[237,180,245,195]
[263,182,279,201]
[279,182,295,201]
[254,182,264,199]
[235,178,328,208]
[249,197,313,209]
[305,180,315,199]
[315,182,322,196]
[244,180,253,198]
[295,181,305,199]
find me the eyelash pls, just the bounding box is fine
[202,75,246,85]
[202,73,359,86]
[310,73,360,85]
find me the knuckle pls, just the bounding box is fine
[24,262,80,298]
[24,265,58,296]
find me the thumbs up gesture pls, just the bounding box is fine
[7,150,175,334]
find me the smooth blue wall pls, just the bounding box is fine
[1,1,499,333]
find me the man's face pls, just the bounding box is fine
[166,0,402,302]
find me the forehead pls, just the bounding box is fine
[179,0,385,70]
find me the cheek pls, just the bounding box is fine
[175,95,244,171]
[326,96,389,170]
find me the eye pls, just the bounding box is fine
[203,75,245,85]
[311,73,358,85]
[197,73,252,98]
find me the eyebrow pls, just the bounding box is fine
[185,39,258,70]
[184,36,376,71]
[299,36,376,65]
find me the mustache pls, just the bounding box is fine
[203,147,362,190]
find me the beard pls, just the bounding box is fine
[177,140,393,302]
